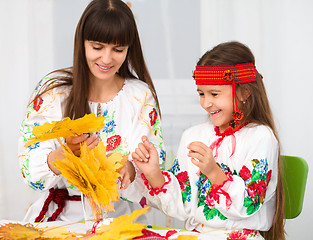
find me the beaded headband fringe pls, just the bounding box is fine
[192,62,257,129]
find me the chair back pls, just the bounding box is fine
[281,155,308,219]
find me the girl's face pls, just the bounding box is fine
[197,84,237,133]
[84,40,129,83]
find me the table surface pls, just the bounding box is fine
[0,220,251,240]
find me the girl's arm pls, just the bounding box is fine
[130,133,191,222]
[198,125,279,223]
[118,82,165,200]
[132,136,165,189]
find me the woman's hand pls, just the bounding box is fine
[132,136,165,189]
[188,141,227,184]
[47,134,99,175]
[66,134,99,156]
[119,160,136,189]
[47,147,64,175]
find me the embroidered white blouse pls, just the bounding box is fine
[131,121,278,239]
[18,74,165,222]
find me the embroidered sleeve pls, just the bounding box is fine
[240,159,272,215]
[168,159,192,203]
[196,165,232,221]
[205,171,233,210]
[141,171,171,196]
[18,79,66,192]
[130,85,165,170]
[205,160,274,220]
[209,126,278,221]
[140,168,190,221]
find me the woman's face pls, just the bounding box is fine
[84,40,129,82]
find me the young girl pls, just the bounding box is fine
[18,0,164,223]
[131,41,285,239]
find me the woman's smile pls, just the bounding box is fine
[96,63,113,72]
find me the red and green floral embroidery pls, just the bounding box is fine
[176,171,191,203]
[27,77,51,114]
[106,135,122,151]
[149,108,158,126]
[196,159,272,220]
[99,110,128,156]
[241,158,272,215]
[168,159,191,203]
[33,95,44,111]
[226,229,257,239]
[197,173,227,220]
[138,99,164,168]
[148,107,162,145]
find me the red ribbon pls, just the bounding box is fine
[209,122,249,159]
[35,188,81,222]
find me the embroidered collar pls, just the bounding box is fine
[210,122,250,158]
[214,121,249,137]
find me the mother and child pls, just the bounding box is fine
[18,0,285,239]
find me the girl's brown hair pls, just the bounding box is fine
[32,0,159,119]
[198,41,285,240]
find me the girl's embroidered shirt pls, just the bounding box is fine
[129,121,278,237]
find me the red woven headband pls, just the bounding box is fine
[192,62,256,85]
[192,62,257,130]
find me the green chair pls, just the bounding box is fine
[281,155,309,219]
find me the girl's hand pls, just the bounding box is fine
[132,136,159,173]
[66,134,99,156]
[188,141,227,184]
[132,136,165,188]
[119,160,136,189]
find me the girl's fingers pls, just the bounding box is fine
[188,141,207,153]
[188,151,203,162]
[190,158,200,167]
[137,143,149,162]
[142,136,158,157]
[132,151,144,162]
[143,138,154,153]
[141,135,149,143]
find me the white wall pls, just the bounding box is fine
[0,0,312,239]
[0,0,55,220]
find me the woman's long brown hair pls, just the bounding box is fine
[197,41,285,240]
[31,0,159,119]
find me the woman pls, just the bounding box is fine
[18,0,164,223]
